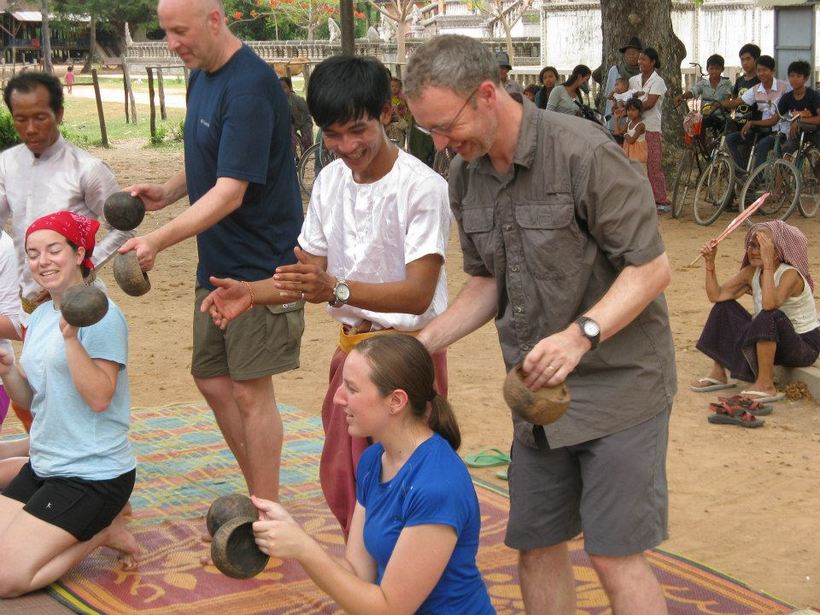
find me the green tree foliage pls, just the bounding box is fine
[224,0,370,41]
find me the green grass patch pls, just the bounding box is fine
[61,96,186,148]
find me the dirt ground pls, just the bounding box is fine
[89,139,820,608]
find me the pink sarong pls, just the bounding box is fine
[319,343,448,536]
[645,131,669,204]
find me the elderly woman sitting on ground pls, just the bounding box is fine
[691,221,819,419]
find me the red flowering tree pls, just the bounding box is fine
[227,0,365,40]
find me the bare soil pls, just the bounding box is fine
[95,139,820,608]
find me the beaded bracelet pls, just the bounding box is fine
[242,281,255,311]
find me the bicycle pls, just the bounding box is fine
[297,138,336,197]
[738,118,818,222]
[691,118,735,225]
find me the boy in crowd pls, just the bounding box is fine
[280,76,314,156]
[200,55,451,535]
[674,54,733,132]
[723,55,790,173]
[719,44,761,132]
[776,60,820,159]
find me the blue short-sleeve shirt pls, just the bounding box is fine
[356,434,495,614]
[184,45,303,288]
[21,299,135,480]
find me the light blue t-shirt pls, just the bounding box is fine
[21,298,134,480]
[356,433,495,615]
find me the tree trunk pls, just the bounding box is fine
[396,12,408,64]
[40,0,54,73]
[598,0,686,166]
[83,15,97,73]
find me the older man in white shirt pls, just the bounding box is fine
[0,71,131,430]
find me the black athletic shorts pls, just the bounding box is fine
[4,462,135,541]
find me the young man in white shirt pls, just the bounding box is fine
[725,55,790,173]
[200,55,451,535]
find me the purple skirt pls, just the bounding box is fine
[696,300,820,382]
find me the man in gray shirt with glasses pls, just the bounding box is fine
[406,35,676,615]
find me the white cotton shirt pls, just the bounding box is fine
[298,148,451,331]
[753,264,819,335]
[0,231,21,358]
[0,136,131,325]
[629,71,667,132]
[740,79,791,135]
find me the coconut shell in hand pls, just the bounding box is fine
[61,285,109,328]
[112,252,151,297]
[503,364,571,426]
[104,191,145,231]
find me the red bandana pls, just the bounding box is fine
[25,211,100,271]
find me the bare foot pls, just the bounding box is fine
[105,514,140,570]
[121,501,133,517]
[200,554,214,567]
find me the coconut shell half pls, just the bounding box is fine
[104,191,145,231]
[503,364,571,426]
[60,285,109,328]
[211,515,269,579]
[206,493,257,537]
[112,252,151,297]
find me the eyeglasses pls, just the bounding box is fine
[415,87,479,136]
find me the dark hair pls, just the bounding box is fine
[787,60,811,78]
[391,77,402,87]
[625,97,643,112]
[706,54,725,69]
[307,55,391,129]
[524,83,540,96]
[355,335,461,450]
[641,47,661,70]
[279,76,293,89]
[65,240,94,280]
[3,72,64,114]
[739,43,761,60]
[539,65,558,83]
[615,76,629,84]
[756,55,775,71]
[564,64,591,87]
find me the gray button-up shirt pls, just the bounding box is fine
[449,101,676,448]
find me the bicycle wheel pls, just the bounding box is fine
[738,159,800,225]
[797,147,819,218]
[693,155,734,226]
[297,142,335,197]
[671,149,697,218]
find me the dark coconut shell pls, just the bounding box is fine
[104,191,145,231]
[206,493,257,537]
[503,364,571,426]
[61,285,109,328]
[112,252,151,297]
[211,515,269,579]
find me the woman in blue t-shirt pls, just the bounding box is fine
[252,334,495,614]
[0,212,137,598]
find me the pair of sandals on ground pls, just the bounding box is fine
[690,377,784,428]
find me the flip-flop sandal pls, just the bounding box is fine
[708,409,765,428]
[689,377,736,393]
[716,396,773,416]
[739,389,786,404]
[464,448,511,468]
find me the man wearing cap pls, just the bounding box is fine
[496,51,523,96]
[603,37,643,130]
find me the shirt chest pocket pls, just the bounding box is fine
[514,197,581,281]
[461,206,497,273]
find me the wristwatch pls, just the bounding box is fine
[329,277,351,308]
[575,316,600,350]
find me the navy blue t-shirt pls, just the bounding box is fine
[184,44,303,288]
[777,87,820,119]
[356,434,495,615]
